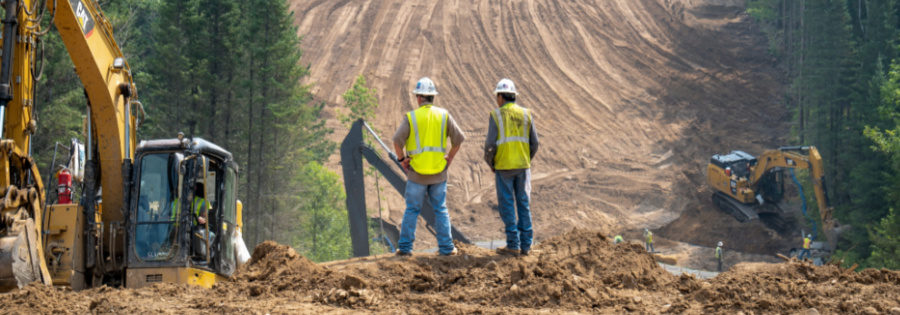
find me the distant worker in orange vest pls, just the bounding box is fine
[392,77,465,257]
[799,234,811,260]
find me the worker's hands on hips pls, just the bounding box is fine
[198,216,207,225]
[401,157,411,172]
[444,155,453,168]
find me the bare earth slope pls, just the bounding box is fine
[293,0,791,256]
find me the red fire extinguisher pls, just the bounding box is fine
[58,168,72,204]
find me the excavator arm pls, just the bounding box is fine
[750,146,841,250]
[0,0,138,289]
[341,119,470,257]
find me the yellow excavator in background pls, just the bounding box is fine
[0,0,242,290]
[707,146,844,251]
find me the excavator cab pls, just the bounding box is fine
[124,138,239,288]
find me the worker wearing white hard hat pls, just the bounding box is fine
[484,78,541,256]
[715,242,724,272]
[393,77,465,256]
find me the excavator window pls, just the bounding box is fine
[133,153,183,261]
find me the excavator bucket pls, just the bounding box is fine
[0,219,52,290]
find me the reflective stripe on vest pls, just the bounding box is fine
[803,237,811,249]
[405,105,449,175]
[492,103,531,170]
[192,197,208,225]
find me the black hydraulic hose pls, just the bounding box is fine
[0,0,19,139]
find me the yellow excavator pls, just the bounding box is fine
[707,146,843,251]
[0,0,242,290]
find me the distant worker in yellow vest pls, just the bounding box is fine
[484,78,540,256]
[614,235,624,245]
[715,241,724,272]
[392,77,465,257]
[644,228,654,252]
[800,234,812,260]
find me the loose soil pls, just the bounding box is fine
[3,229,900,314]
[0,0,876,313]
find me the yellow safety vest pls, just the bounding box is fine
[192,197,209,226]
[715,246,722,259]
[646,232,653,243]
[614,235,623,244]
[803,237,811,249]
[170,197,208,226]
[405,104,449,175]
[491,103,531,170]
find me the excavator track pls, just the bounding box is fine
[712,192,759,222]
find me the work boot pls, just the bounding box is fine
[395,250,412,256]
[439,248,459,256]
[520,248,530,256]
[496,247,519,256]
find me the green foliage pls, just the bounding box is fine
[746,0,779,22]
[339,75,379,126]
[749,0,900,268]
[867,208,900,269]
[293,162,351,262]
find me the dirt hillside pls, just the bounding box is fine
[3,229,899,314]
[291,0,793,257]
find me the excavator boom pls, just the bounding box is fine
[708,146,843,251]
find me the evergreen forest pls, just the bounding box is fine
[748,0,900,269]
[32,0,353,262]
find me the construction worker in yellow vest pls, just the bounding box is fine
[614,235,624,245]
[644,228,654,252]
[392,77,465,257]
[170,182,210,227]
[800,234,812,260]
[715,241,724,272]
[484,78,540,256]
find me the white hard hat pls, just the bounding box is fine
[494,78,518,95]
[718,241,723,247]
[412,77,438,96]
[807,234,811,238]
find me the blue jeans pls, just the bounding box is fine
[496,170,533,251]
[398,181,455,255]
[799,248,810,260]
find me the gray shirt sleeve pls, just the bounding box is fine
[528,111,539,159]
[484,116,498,168]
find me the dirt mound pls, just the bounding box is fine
[682,262,900,313]
[4,230,900,313]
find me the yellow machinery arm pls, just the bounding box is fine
[749,146,841,249]
[0,0,138,289]
[50,0,139,226]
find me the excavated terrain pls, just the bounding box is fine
[3,0,885,313]
[3,230,900,314]
[295,0,794,262]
